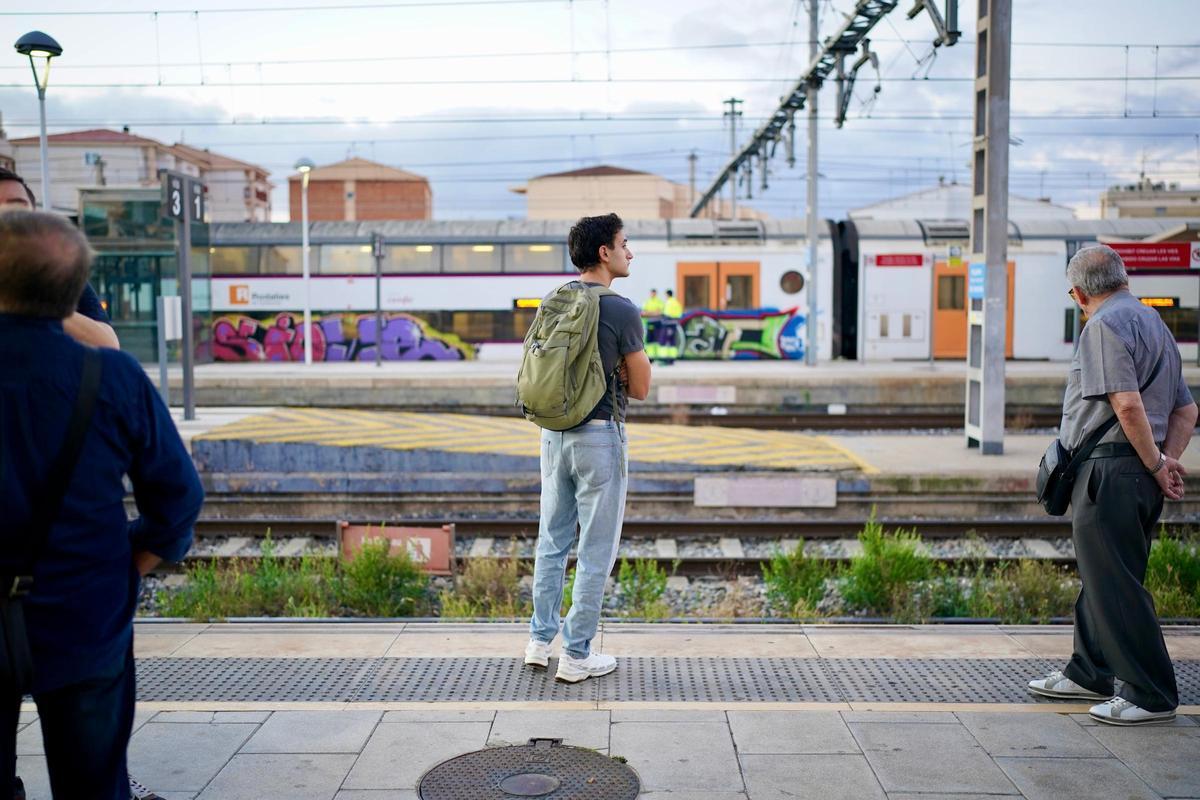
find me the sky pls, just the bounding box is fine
[0,0,1197,221]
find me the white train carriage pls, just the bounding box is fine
[206,219,836,362]
[843,218,1198,363]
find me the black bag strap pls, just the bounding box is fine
[8,348,103,595]
[1064,344,1167,473]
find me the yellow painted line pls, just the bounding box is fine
[815,435,879,475]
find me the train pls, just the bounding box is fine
[200,217,1199,363]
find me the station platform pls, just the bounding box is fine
[180,407,1200,522]
[161,359,1200,414]
[16,622,1200,799]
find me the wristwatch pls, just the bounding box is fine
[1148,452,1167,475]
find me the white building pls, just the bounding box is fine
[849,180,1076,221]
[8,128,270,221]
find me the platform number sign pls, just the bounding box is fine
[163,173,205,222]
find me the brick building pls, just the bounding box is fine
[287,157,432,221]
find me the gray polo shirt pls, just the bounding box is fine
[1059,289,1194,451]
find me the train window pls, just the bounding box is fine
[446,244,502,273]
[321,245,375,274]
[780,270,805,295]
[902,314,912,338]
[261,246,303,275]
[209,246,260,274]
[879,314,890,338]
[387,245,440,274]
[1154,306,1198,343]
[937,275,966,310]
[726,275,754,309]
[504,244,566,273]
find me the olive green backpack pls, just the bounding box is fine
[517,281,619,431]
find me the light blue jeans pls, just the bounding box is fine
[530,419,628,659]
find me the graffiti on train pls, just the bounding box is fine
[644,308,806,360]
[212,312,475,362]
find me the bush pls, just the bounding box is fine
[1147,530,1200,618]
[439,551,529,619]
[159,534,429,619]
[966,560,1077,624]
[616,559,671,619]
[338,538,429,617]
[840,515,932,615]
[762,545,832,617]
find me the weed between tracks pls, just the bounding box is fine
[156,522,1200,623]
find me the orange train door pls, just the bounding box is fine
[676,262,760,310]
[931,259,1015,358]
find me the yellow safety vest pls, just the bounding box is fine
[663,298,683,318]
[642,297,665,315]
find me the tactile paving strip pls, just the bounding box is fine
[132,657,1200,704]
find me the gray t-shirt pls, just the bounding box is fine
[569,282,644,428]
[1059,289,1194,450]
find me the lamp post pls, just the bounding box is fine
[294,158,315,365]
[15,31,63,211]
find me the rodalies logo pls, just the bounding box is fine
[229,285,250,305]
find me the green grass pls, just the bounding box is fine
[159,536,428,619]
[761,544,832,617]
[840,514,933,615]
[1147,530,1200,618]
[616,559,672,619]
[438,551,529,619]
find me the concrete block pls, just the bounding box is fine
[741,754,885,799]
[468,537,494,558]
[197,753,357,800]
[841,538,863,558]
[654,538,679,559]
[610,721,742,792]
[488,710,610,751]
[995,756,1158,800]
[275,537,313,557]
[694,476,837,508]
[956,712,1107,758]
[214,537,251,557]
[729,711,859,755]
[1020,538,1067,560]
[849,722,1016,795]
[666,576,690,592]
[718,537,745,559]
[1086,726,1200,798]
[657,385,738,404]
[128,722,257,792]
[343,722,491,790]
[241,710,381,754]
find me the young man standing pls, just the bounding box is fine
[525,213,652,683]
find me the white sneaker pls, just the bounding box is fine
[524,638,553,669]
[1027,670,1111,701]
[1090,697,1177,726]
[555,651,617,684]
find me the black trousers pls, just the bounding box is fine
[4,645,134,800]
[1063,454,1178,712]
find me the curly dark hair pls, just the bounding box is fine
[567,212,623,272]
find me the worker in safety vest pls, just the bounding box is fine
[659,290,682,363]
[641,289,665,360]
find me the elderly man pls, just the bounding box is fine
[1,211,203,797]
[1028,244,1196,725]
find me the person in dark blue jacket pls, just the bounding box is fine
[0,210,204,799]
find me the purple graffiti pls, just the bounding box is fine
[210,312,471,362]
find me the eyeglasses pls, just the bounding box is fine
[1067,288,1077,299]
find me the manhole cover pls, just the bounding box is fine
[419,738,640,800]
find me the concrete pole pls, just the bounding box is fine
[804,0,819,366]
[723,97,742,219]
[688,151,697,209]
[301,173,313,366]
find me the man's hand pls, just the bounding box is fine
[1154,456,1187,501]
[133,550,162,577]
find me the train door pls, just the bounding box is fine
[931,258,1015,359]
[676,262,760,310]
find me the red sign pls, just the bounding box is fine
[339,522,456,575]
[874,254,924,267]
[1108,242,1195,270]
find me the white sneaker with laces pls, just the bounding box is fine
[524,638,553,668]
[1027,670,1110,700]
[1089,697,1176,726]
[555,651,617,683]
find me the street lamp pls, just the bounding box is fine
[15,31,63,211]
[295,157,315,365]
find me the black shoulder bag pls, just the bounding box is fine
[1036,349,1163,516]
[1,349,102,697]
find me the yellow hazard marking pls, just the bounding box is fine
[196,410,874,472]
